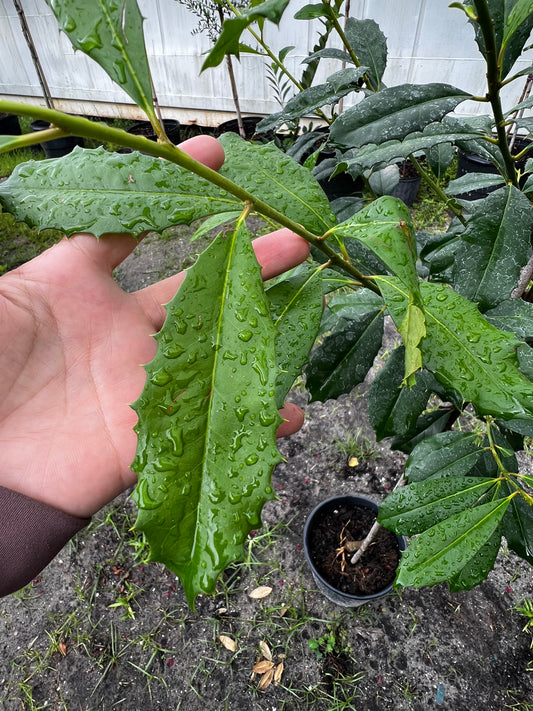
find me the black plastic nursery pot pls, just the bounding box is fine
[391,175,422,206]
[215,116,271,141]
[456,135,532,199]
[0,113,21,135]
[390,160,421,206]
[314,149,365,201]
[304,495,407,607]
[180,123,216,140]
[126,118,181,145]
[30,119,84,158]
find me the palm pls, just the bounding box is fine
[0,236,157,516]
[0,228,308,518]
[0,136,308,518]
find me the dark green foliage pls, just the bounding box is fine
[1,0,533,603]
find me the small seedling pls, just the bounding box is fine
[309,630,337,660]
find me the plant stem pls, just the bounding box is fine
[485,417,510,476]
[350,473,406,566]
[512,252,533,298]
[216,3,246,139]
[223,2,333,125]
[0,100,377,292]
[408,154,467,227]
[472,0,518,186]
[323,0,377,92]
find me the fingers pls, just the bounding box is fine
[277,403,305,438]
[69,231,141,271]
[69,136,226,273]
[252,229,310,280]
[137,229,310,330]
[178,135,225,171]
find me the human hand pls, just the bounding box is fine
[0,135,309,518]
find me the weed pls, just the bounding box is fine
[411,157,457,233]
[335,427,380,462]
[108,578,143,620]
[506,690,533,710]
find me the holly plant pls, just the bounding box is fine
[1,0,533,607]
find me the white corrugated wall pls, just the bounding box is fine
[0,0,531,123]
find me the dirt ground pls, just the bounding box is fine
[1,228,532,711]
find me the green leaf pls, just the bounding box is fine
[448,529,502,591]
[266,264,324,407]
[0,148,239,237]
[381,279,533,420]
[451,186,533,311]
[330,197,425,384]
[342,121,481,172]
[484,299,533,340]
[302,48,354,65]
[329,196,365,222]
[219,133,336,235]
[256,68,367,133]
[404,431,486,483]
[330,197,419,293]
[202,0,291,70]
[466,0,533,79]
[502,485,533,564]
[394,498,511,588]
[368,165,400,196]
[190,212,241,242]
[294,3,330,19]
[445,173,506,196]
[391,407,457,454]
[330,84,471,149]
[131,221,282,607]
[0,137,335,239]
[368,346,440,440]
[502,0,533,53]
[379,476,498,536]
[45,0,155,120]
[306,289,385,401]
[506,95,533,116]
[426,142,455,180]
[344,17,387,90]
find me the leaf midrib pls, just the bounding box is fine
[408,499,509,572]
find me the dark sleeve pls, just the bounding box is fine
[0,485,90,597]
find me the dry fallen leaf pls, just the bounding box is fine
[274,661,284,685]
[348,456,359,467]
[252,660,274,674]
[259,640,272,661]
[219,635,237,652]
[248,586,273,600]
[58,640,67,657]
[257,667,275,690]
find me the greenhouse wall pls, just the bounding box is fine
[0,0,531,124]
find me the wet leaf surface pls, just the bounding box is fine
[45,0,155,117]
[131,222,282,606]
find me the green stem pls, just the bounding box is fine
[408,154,467,227]
[485,418,509,477]
[472,0,518,186]
[0,100,377,292]
[221,0,303,89]
[323,0,377,92]
[222,1,332,125]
